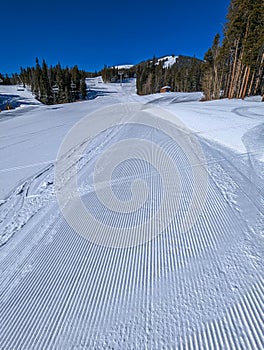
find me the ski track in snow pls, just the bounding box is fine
[0,79,263,349]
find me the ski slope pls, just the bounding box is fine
[156,55,179,68]
[0,79,263,349]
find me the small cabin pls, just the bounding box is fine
[160,86,171,93]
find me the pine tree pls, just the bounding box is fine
[80,78,87,100]
[40,60,53,104]
[33,57,42,100]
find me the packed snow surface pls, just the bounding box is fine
[0,79,263,349]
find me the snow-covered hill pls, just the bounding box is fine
[0,80,263,349]
[110,56,179,70]
[156,55,179,68]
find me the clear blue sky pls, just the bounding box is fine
[1,0,230,74]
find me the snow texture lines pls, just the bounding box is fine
[55,102,209,248]
[0,93,263,349]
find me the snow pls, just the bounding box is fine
[0,85,39,104]
[0,80,263,349]
[166,97,263,155]
[112,64,134,70]
[156,55,179,68]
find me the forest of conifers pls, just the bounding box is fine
[202,0,263,100]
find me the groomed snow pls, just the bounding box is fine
[0,79,263,349]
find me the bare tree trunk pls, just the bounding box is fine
[225,57,233,98]
[213,64,220,99]
[254,52,264,95]
[228,40,239,99]
[238,65,246,98]
[248,71,255,96]
[230,18,250,99]
[233,58,243,98]
[241,67,251,99]
[239,66,248,98]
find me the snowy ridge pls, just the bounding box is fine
[156,55,179,68]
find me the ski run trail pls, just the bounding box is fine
[0,79,263,349]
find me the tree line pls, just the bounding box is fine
[0,73,20,85]
[19,59,91,104]
[135,55,202,95]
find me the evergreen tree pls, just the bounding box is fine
[4,59,91,105]
[34,57,42,100]
[80,78,87,100]
[40,60,53,104]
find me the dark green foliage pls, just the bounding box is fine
[80,78,87,100]
[40,60,53,104]
[19,59,92,104]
